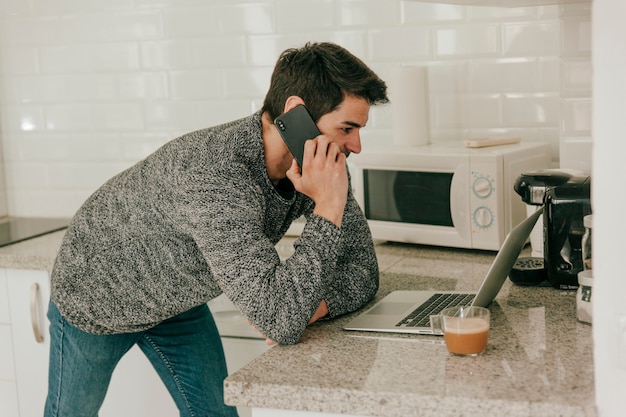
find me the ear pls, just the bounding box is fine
[283,96,306,113]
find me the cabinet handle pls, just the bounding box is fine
[30,283,44,343]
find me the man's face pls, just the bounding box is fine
[316,95,370,158]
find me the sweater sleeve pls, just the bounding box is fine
[316,186,379,319]
[175,164,341,345]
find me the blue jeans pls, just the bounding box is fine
[44,301,238,417]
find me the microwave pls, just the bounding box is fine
[349,142,551,250]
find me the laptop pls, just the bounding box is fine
[343,207,543,335]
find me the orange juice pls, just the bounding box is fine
[443,317,489,355]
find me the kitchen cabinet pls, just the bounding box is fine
[0,270,19,416]
[4,268,178,417]
[6,269,50,417]
[4,266,269,417]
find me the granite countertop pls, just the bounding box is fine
[0,230,65,272]
[225,241,596,417]
[3,232,595,417]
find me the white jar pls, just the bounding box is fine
[576,270,593,324]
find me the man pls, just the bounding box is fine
[45,42,389,417]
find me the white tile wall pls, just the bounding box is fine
[0,0,592,217]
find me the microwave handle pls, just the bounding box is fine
[450,163,471,242]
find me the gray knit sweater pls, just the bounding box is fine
[51,111,379,345]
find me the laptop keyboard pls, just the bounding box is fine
[395,293,475,328]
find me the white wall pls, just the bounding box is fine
[0,0,591,218]
[592,1,626,416]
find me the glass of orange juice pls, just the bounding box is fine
[439,306,490,356]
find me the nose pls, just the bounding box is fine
[345,131,362,155]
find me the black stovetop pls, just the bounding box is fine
[0,217,70,247]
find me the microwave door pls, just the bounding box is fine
[449,162,472,243]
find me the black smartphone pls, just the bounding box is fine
[274,105,321,168]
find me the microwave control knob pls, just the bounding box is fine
[472,176,493,199]
[473,206,494,229]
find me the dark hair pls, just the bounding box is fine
[261,42,389,123]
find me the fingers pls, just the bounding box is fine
[304,136,345,166]
[247,320,278,346]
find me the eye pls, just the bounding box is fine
[341,127,353,134]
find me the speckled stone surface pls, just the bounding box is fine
[3,232,595,416]
[225,241,596,417]
[0,230,65,272]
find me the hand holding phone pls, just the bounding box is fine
[274,105,321,168]
[276,105,348,227]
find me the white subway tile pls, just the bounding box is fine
[192,37,247,68]
[63,11,163,43]
[402,2,465,23]
[366,104,392,130]
[435,24,499,57]
[461,94,502,128]
[163,7,220,38]
[40,44,140,73]
[144,101,200,131]
[119,133,170,161]
[558,3,592,18]
[4,162,48,188]
[118,73,168,100]
[17,134,72,161]
[325,32,368,59]
[561,15,591,56]
[502,21,560,56]
[197,100,257,127]
[92,103,144,130]
[275,0,335,32]
[369,27,430,61]
[90,43,141,72]
[218,3,275,34]
[0,47,39,75]
[45,104,94,131]
[467,4,540,20]
[140,40,194,70]
[559,137,592,173]
[46,162,131,189]
[65,74,117,102]
[170,69,223,99]
[561,97,591,135]
[538,57,560,92]
[16,76,67,103]
[39,46,92,73]
[2,105,45,132]
[1,16,68,46]
[431,95,502,128]
[469,58,537,93]
[247,36,292,66]
[110,11,164,41]
[0,0,593,218]
[223,67,272,98]
[69,134,122,161]
[6,189,87,218]
[30,0,135,15]
[427,61,470,94]
[339,0,400,27]
[247,34,365,67]
[536,128,560,165]
[0,0,31,14]
[502,94,560,126]
[432,95,462,129]
[561,58,591,94]
[0,136,21,161]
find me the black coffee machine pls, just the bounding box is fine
[514,170,592,289]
